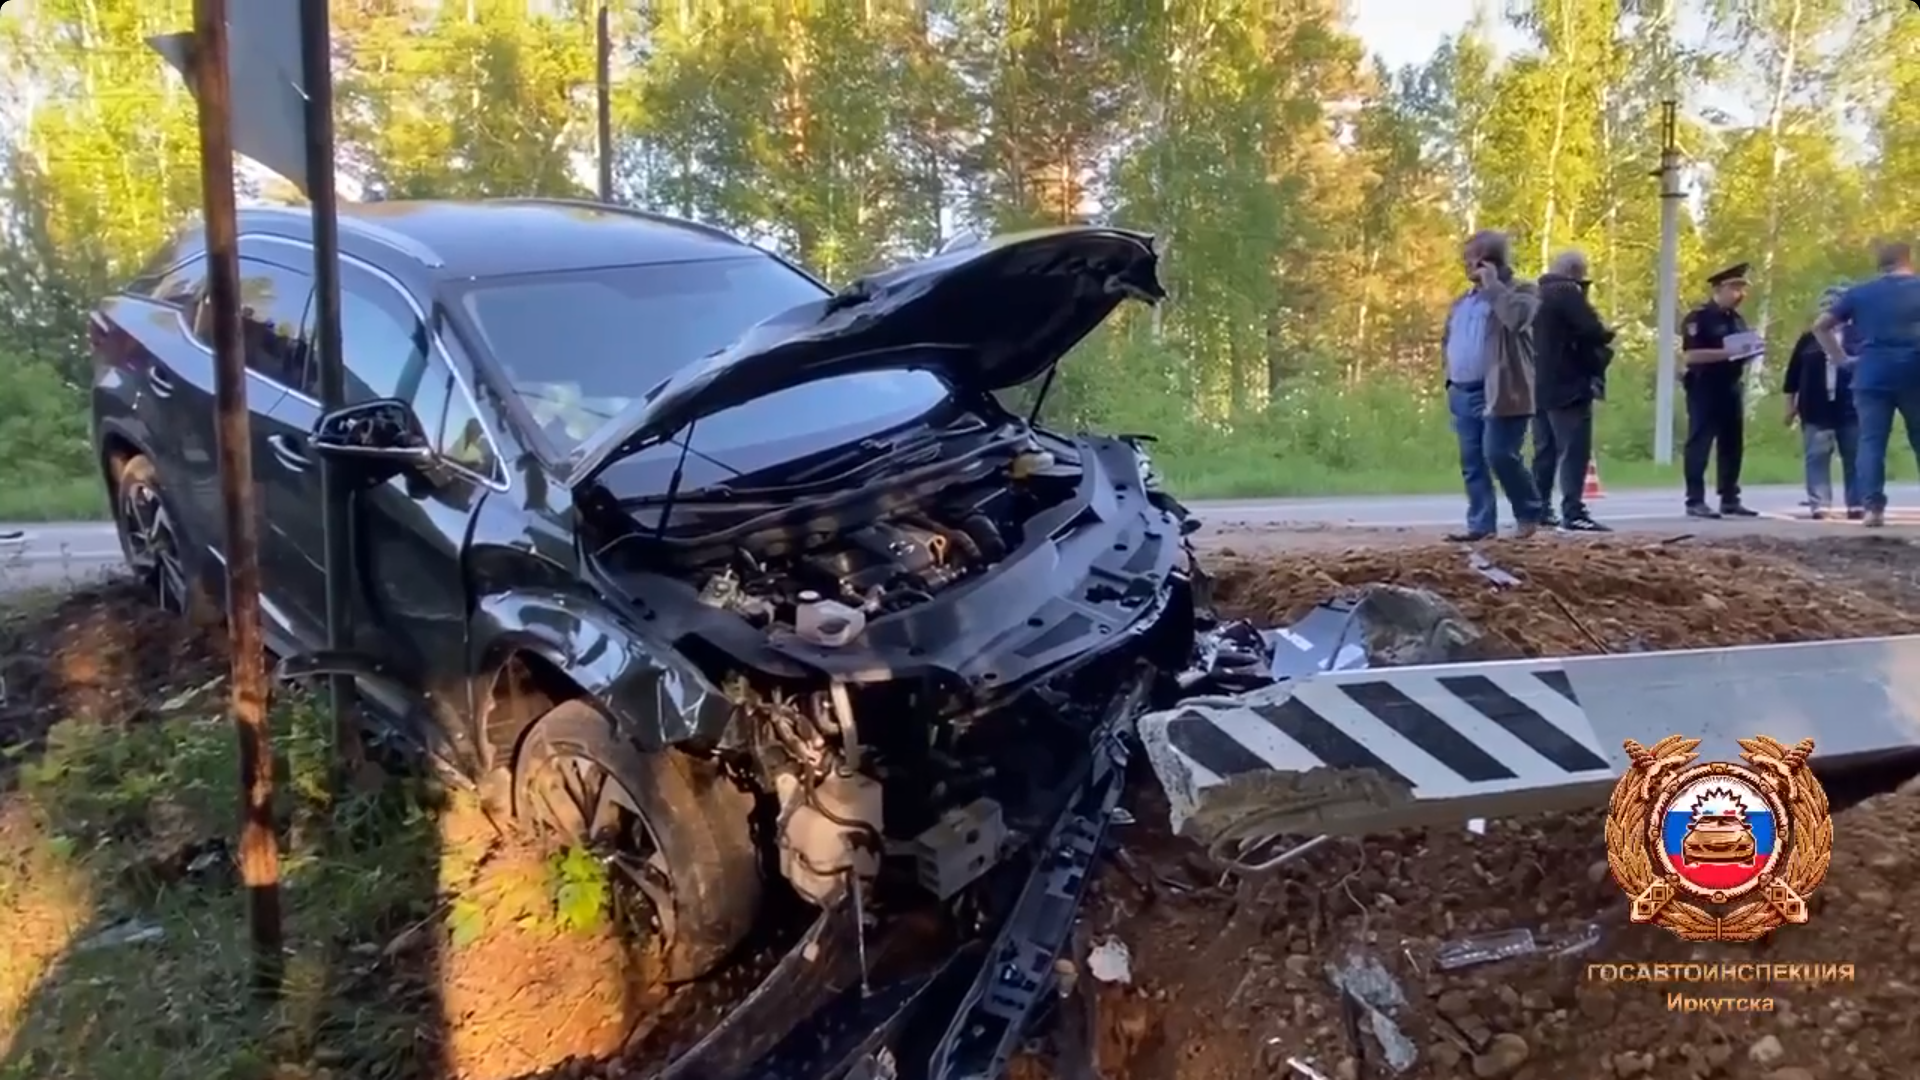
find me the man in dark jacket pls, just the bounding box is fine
[1528,249,1615,532]
[1784,285,1862,519]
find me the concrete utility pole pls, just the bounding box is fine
[1653,99,1684,465]
[191,0,285,994]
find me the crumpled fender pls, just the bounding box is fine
[470,589,735,752]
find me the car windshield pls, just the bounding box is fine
[452,256,949,459]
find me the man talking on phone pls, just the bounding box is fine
[1680,262,1760,519]
[1441,229,1545,540]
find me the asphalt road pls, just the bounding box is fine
[3,481,1889,596]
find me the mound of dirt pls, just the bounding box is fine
[1076,537,1920,1080]
[1086,785,1916,1080]
[1207,538,1920,658]
[0,579,223,767]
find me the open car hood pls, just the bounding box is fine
[562,227,1164,491]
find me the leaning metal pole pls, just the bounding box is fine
[194,0,285,994]
[1653,99,1683,465]
[596,2,614,203]
[298,0,361,767]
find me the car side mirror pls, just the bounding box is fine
[310,399,437,472]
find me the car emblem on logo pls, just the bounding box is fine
[1606,735,1832,942]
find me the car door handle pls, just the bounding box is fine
[147,367,176,397]
[268,433,310,472]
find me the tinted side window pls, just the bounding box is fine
[142,257,207,309]
[438,378,499,479]
[316,266,432,406]
[225,259,316,388]
[124,234,204,297]
[325,268,498,481]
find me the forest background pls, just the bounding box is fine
[2,0,1916,521]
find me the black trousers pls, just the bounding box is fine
[1530,402,1595,519]
[1683,377,1744,505]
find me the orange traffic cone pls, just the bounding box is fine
[1583,458,1605,501]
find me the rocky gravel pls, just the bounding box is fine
[1072,536,1920,1080]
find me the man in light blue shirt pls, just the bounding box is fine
[1441,230,1544,540]
[1814,240,1920,526]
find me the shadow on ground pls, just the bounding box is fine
[0,578,649,1079]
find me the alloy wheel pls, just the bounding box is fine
[118,479,188,614]
[518,748,678,945]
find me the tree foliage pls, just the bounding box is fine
[0,0,1900,513]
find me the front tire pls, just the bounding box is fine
[512,699,763,982]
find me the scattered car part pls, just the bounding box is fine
[1431,923,1603,972]
[1467,551,1520,588]
[925,671,1141,1080]
[1327,951,1417,1074]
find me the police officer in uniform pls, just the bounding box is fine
[1681,262,1760,518]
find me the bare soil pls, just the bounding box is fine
[0,582,632,1080]
[1205,534,1920,656]
[9,536,1920,1080]
[0,579,223,771]
[1081,535,1920,1080]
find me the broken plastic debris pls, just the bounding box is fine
[1467,552,1521,588]
[1182,601,1372,691]
[1465,818,1487,835]
[158,676,224,713]
[76,920,165,951]
[1326,952,1417,1073]
[1433,923,1602,970]
[1285,1059,1334,1080]
[1086,937,1132,984]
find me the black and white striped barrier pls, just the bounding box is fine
[1139,635,1920,841]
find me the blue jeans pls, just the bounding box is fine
[1852,384,1920,512]
[1449,381,1543,533]
[1801,422,1860,511]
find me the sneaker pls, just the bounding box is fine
[1559,514,1612,533]
[1865,509,1886,528]
[1719,502,1760,518]
[1512,521,1540,539]
[1810,508,1828,521]
[1685,503,1722,520]
[1540,512,1561,529]
[1445,530,1495,543]
[1847,508,1866,521]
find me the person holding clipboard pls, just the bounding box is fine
[1680,262,1761,518]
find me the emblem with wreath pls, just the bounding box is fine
[1605,735,1832,943]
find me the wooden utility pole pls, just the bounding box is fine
[193,0,285,994]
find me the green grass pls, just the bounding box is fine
[0,598,628,1080]
[1153,446,1817,500]
[7,373,1916,521]
[0,477,107,523]
[0,451,1841,521]
[0,692,452,1080]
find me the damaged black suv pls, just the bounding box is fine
[90,198,1197,986]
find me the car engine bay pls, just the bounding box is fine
[690,472,1032,641]
[586,430,1195,911]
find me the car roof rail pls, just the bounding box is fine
[492,196,747,248]
[238,204,447,269]
[337,209,447,268]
